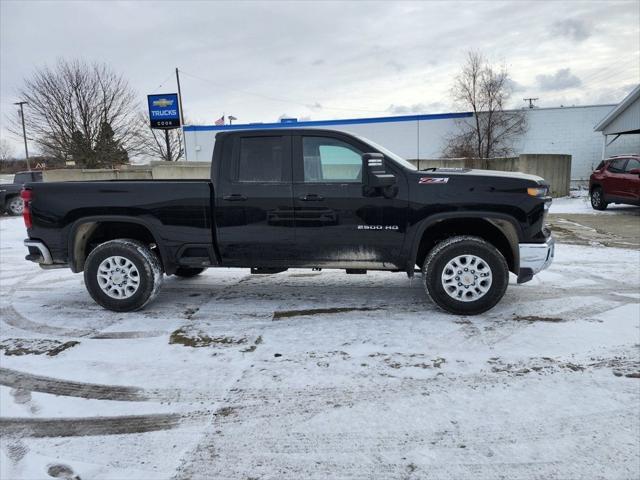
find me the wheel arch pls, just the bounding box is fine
[410,214,520,274]
[67,216,172,274]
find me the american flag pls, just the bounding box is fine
[214,115,224,126]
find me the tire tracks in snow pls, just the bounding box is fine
[0,305,166,339]
[0,411,210,438]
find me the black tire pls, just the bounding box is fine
[84,239,163,312]
[174,267,205,278]
[422,236,509,315]
[590,187,608,210]
[5,196,23,216]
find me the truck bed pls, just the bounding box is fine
[25,180,214,273]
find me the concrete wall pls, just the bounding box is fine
[185,105,615,185]
[43,161,211,182]
[409,153,571,197]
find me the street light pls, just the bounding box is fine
[14,101,31,171]
[228,115,237,125]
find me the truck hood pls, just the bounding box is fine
[417,168,546,184]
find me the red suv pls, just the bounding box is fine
[589,155,640,210]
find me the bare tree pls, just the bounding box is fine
[0,138,14,161]
[135,113,184,162]
[10,59,139,167]
[444,52,527,162]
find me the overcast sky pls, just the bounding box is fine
[1,0,639,156]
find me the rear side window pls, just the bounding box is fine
[608,159,627,173]
[237,137,285,182]
[13,173,30,184]
[624,158,640,172]
[302,136,363,182]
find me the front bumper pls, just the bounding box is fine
[517,236,555,284]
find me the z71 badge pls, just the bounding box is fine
[419,177,449,184]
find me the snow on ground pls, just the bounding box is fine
[1,216,639,479]
[550,192,638,215]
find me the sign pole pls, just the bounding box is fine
[165,129,172,162]
[175,68,187,161]
[14,101,31,171]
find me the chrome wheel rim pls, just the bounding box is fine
[8,198,23,215]
[97,256,140,299]
[591,191,601,206]
[441,254,492,302]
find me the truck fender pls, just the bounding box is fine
[66,215,170,274]
[407,212,521,273]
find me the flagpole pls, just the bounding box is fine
[175,67,187,161]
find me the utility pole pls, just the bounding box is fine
[175,67,187,160]
[14,101,31,171]
[523,97,539,109]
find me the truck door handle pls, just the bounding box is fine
[223,194,247,201]
[299,194,324,201]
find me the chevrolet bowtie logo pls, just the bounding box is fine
[152,98,174,107]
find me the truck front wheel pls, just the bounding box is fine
[422,236,509,315]
[84,239,163,312]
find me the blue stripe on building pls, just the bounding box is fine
[183,112,473,132]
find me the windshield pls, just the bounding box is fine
[354,134,417,171]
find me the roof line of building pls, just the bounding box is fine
[594,85,640,132]
[184,112,473,132]
[184,103,618,132]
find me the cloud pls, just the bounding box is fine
[385,60,406,72]
[387,102,445,114]
[550,19,591,42]
[536,68,582,91]
[311,59,325,66]
[306,102,323,110]
[275,56,295,66]
[505,78,526,93]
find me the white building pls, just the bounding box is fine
[184,102,639,184]
[594,85,640,158]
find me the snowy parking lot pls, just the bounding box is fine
[1,205,639,479]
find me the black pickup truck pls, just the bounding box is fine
[22,129,554,315]
[1,170,42,215]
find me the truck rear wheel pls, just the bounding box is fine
[84,239,163,312]
[422,236,508,315]
[5,196,23,216]
[174,267,205,278]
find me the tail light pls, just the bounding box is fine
[21,188,32,229]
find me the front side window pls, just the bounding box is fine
[237,136,284,182]
[608,159,627,173]
[624,158,640,172]
[303,136,362,182]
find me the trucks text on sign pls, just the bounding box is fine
[147,93,181,129]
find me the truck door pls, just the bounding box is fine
[291,133,408,269]
[214,133,295,266]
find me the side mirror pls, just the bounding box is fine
[362,153,396,188]
[629,168,640,176]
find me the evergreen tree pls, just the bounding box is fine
[95,122,128,167]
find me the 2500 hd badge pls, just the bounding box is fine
[21,128,554,315]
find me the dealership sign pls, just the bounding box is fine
[147,93,181,129]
